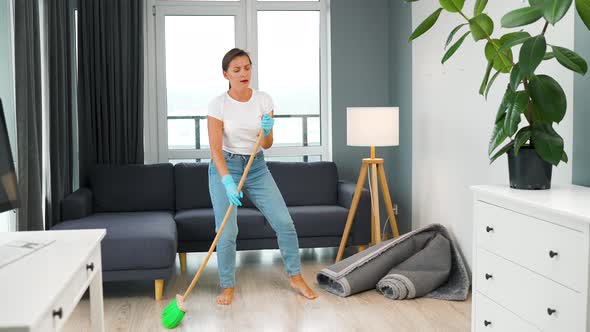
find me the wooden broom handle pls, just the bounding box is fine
[182,130,265,301]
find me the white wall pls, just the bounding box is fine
[411,0,574,268]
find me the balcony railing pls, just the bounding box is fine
[167,114,320,162]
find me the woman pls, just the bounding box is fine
[207,48,318,305]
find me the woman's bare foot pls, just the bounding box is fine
[289,274,318,299]
[216,287,235,305]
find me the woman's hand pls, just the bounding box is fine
[221,174,243,206]
[261,113,274,137]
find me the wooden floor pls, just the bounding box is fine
[64,247,471,332]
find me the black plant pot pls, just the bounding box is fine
[507,145,552,190]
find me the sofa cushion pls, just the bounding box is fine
[174,163,211,210]
[52,211,177,271]
[174,162,259,209]
[267,162,338,206]
[91,163,174,212]
[175,208,274,241]
[288,205,349,237]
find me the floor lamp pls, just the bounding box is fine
[336,107,400,262]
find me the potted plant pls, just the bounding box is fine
[408,0,590,189]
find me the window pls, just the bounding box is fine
[148,0,330,163]
[164,15,235,150]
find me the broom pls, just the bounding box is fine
[162,129,265,329]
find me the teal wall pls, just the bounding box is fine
[574,15,590,187]
[389,0,412,234]
[331,0,412,234]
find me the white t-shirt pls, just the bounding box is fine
[207,89,275,155]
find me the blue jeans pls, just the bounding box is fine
[208,150,302,288]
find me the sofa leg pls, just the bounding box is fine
[356,244,368,253]
[179,252,187,273]
[155,279,164,301]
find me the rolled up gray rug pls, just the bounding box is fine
[316,223,470,301]
[376,233,451,299]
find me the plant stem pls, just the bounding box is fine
[542,21,549,35]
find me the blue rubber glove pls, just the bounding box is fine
[221,174,243,206]
[261,113,274,137]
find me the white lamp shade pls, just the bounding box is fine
[347,107,399,146]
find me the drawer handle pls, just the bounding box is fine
[547,308,557,316]
[549,250,558,258]
[53,307,63,319]
[86,262,94,271]
[484,320,492,327]
[486,226,494,233]
[485,273,493,280]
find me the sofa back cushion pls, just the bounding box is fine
[174,163,212,210]
[174,161,339,209]
[91,163,175,212]
[266,161,338,206]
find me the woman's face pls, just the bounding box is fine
[224,56,252,89]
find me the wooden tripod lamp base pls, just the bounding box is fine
[335,147,400,262]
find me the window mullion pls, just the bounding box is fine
[245,0,258,90]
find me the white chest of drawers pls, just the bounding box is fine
[471,185,590,332]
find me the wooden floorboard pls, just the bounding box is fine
[64,247,471,332]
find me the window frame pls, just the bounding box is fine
[145,0,331,163]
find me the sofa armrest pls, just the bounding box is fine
[61,187,93,221]
[337,181,371,245]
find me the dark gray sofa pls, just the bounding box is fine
[54,161,371,300]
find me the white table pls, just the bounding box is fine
[0,229,106,332]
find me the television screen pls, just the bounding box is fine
[0,98,19,213]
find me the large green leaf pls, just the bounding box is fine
[470,14,494,41]
[439,0,465,12]
[490,141,515,163]
[552,45,588,74]
[495,85,514,124]
[519,35,546,77]
[532,123,564,165]
[544,52,555,60]
[489,114,509,156]
[544,0,573,24]
[529,74,567,123]
[480,60,494,95]
[445,23,468,49]
[514,126,532,155]
[409,8,444,41]
[474,0,488,15]
[501,6,544,28]
[562,150,569,162]
[499,32,532,49]
[510,63,524,90]
[529,0,545,7]
[485,70,502,99]
[504,91,528,137]
[485,39,513,73]
[442,31,471,63]
[578,0,590,30]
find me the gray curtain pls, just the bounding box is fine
[78,0,144,186]
[14,0,44,231]
[46,0,74,227]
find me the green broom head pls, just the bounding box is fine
[162,294,186,329]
